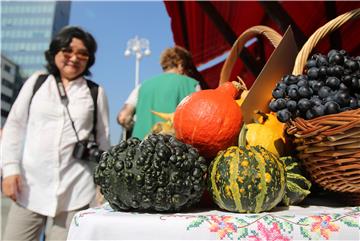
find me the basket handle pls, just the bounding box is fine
[293,8,360,75]
[219,25,282,85]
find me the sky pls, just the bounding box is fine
[69,1,174,145]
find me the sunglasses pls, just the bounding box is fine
[60,47,90,61]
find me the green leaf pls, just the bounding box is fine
[341,218,360,228]
[234,218,249,227]
[237,228,249,239]
[300,227,312,240]
[263,215,274,225]
[298,217,311,225]
[279,221,294,234]
[227,232,234,239]
[187,216,207,230]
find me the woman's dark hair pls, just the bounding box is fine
[44,26,97,77]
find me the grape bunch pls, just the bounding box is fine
[269,49,360,122]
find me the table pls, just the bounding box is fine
[67,202,360,240]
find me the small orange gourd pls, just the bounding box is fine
[173,81,244,159]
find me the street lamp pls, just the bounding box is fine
[124,36,151,87]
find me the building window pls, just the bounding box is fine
[4,64,12,73]
[1,93,12,102]
[2,78,14,88]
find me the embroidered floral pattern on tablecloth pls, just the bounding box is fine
[71,203,360,240]
[73,202,115,227]
[208,216,237,239]
[185,207,360,240]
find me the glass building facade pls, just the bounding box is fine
[1,1,71,79]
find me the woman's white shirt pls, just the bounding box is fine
[1,72,110,217]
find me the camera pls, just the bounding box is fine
[73,140,104,163]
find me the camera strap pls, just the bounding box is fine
[54,76,80,142]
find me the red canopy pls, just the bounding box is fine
[164,1,360,89]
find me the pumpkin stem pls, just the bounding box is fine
[236,76,248,91]
[230,81,242,91]
[238,125,248,147]
[151,111,174,122]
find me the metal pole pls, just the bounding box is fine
[135,56,140,87]
[123,36,151,140]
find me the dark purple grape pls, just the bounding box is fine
[306,59,317,69]
[297,78,309,87]
[327,49,339,58]
[311,53,321,60]
[276,81,287,90]
[334,91,350,107]
[269,100,278,112]
[310,96,322,106]
[297,98,311,112]
[344,59,359,72]
[312,104,325,116]
[287,84,298,90]
[286,100,297,112]
[272,88,285,99]
[349,97,358,109]
[318,66,327,78]
[318,86,332,98]
[329,53,344,65]
[316,55,329,67]
[342,75,352,87]
[293,109,301,118]
[312,81,324,92]
[288,88,299,100]
[298,86,313,98]
[324,101,340,114]
[305,109,316,120]
[276,50,359,120]
[339,83,348,91]
[283,75,298,85]
[277,109,292,123]
[351,77,360,89]
[308,80,316,89]
[324,95,336,103]
[297,74,308,80]
[339,49,347,56]
[325,77,341,89]
[307,67,319,79]
[275,98,287,110]
[326,66,335,76]
[332,65,344,78]
[344,69,353,75]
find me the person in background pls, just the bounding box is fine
[117,84,139,139]
[1,26,110,241]
[117,46,206,140]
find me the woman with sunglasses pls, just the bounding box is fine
[1,26,110,240]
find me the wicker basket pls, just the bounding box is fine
[286,9,360,202]
[219,25,282,85]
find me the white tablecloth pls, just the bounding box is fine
[67,203,360,240]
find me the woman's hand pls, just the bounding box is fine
[2,175,22,202]
[117,104,135,130]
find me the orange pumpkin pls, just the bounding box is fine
[174,81,243,159]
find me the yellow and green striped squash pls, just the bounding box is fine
[280,156,312,206]
[208,145,286,213]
